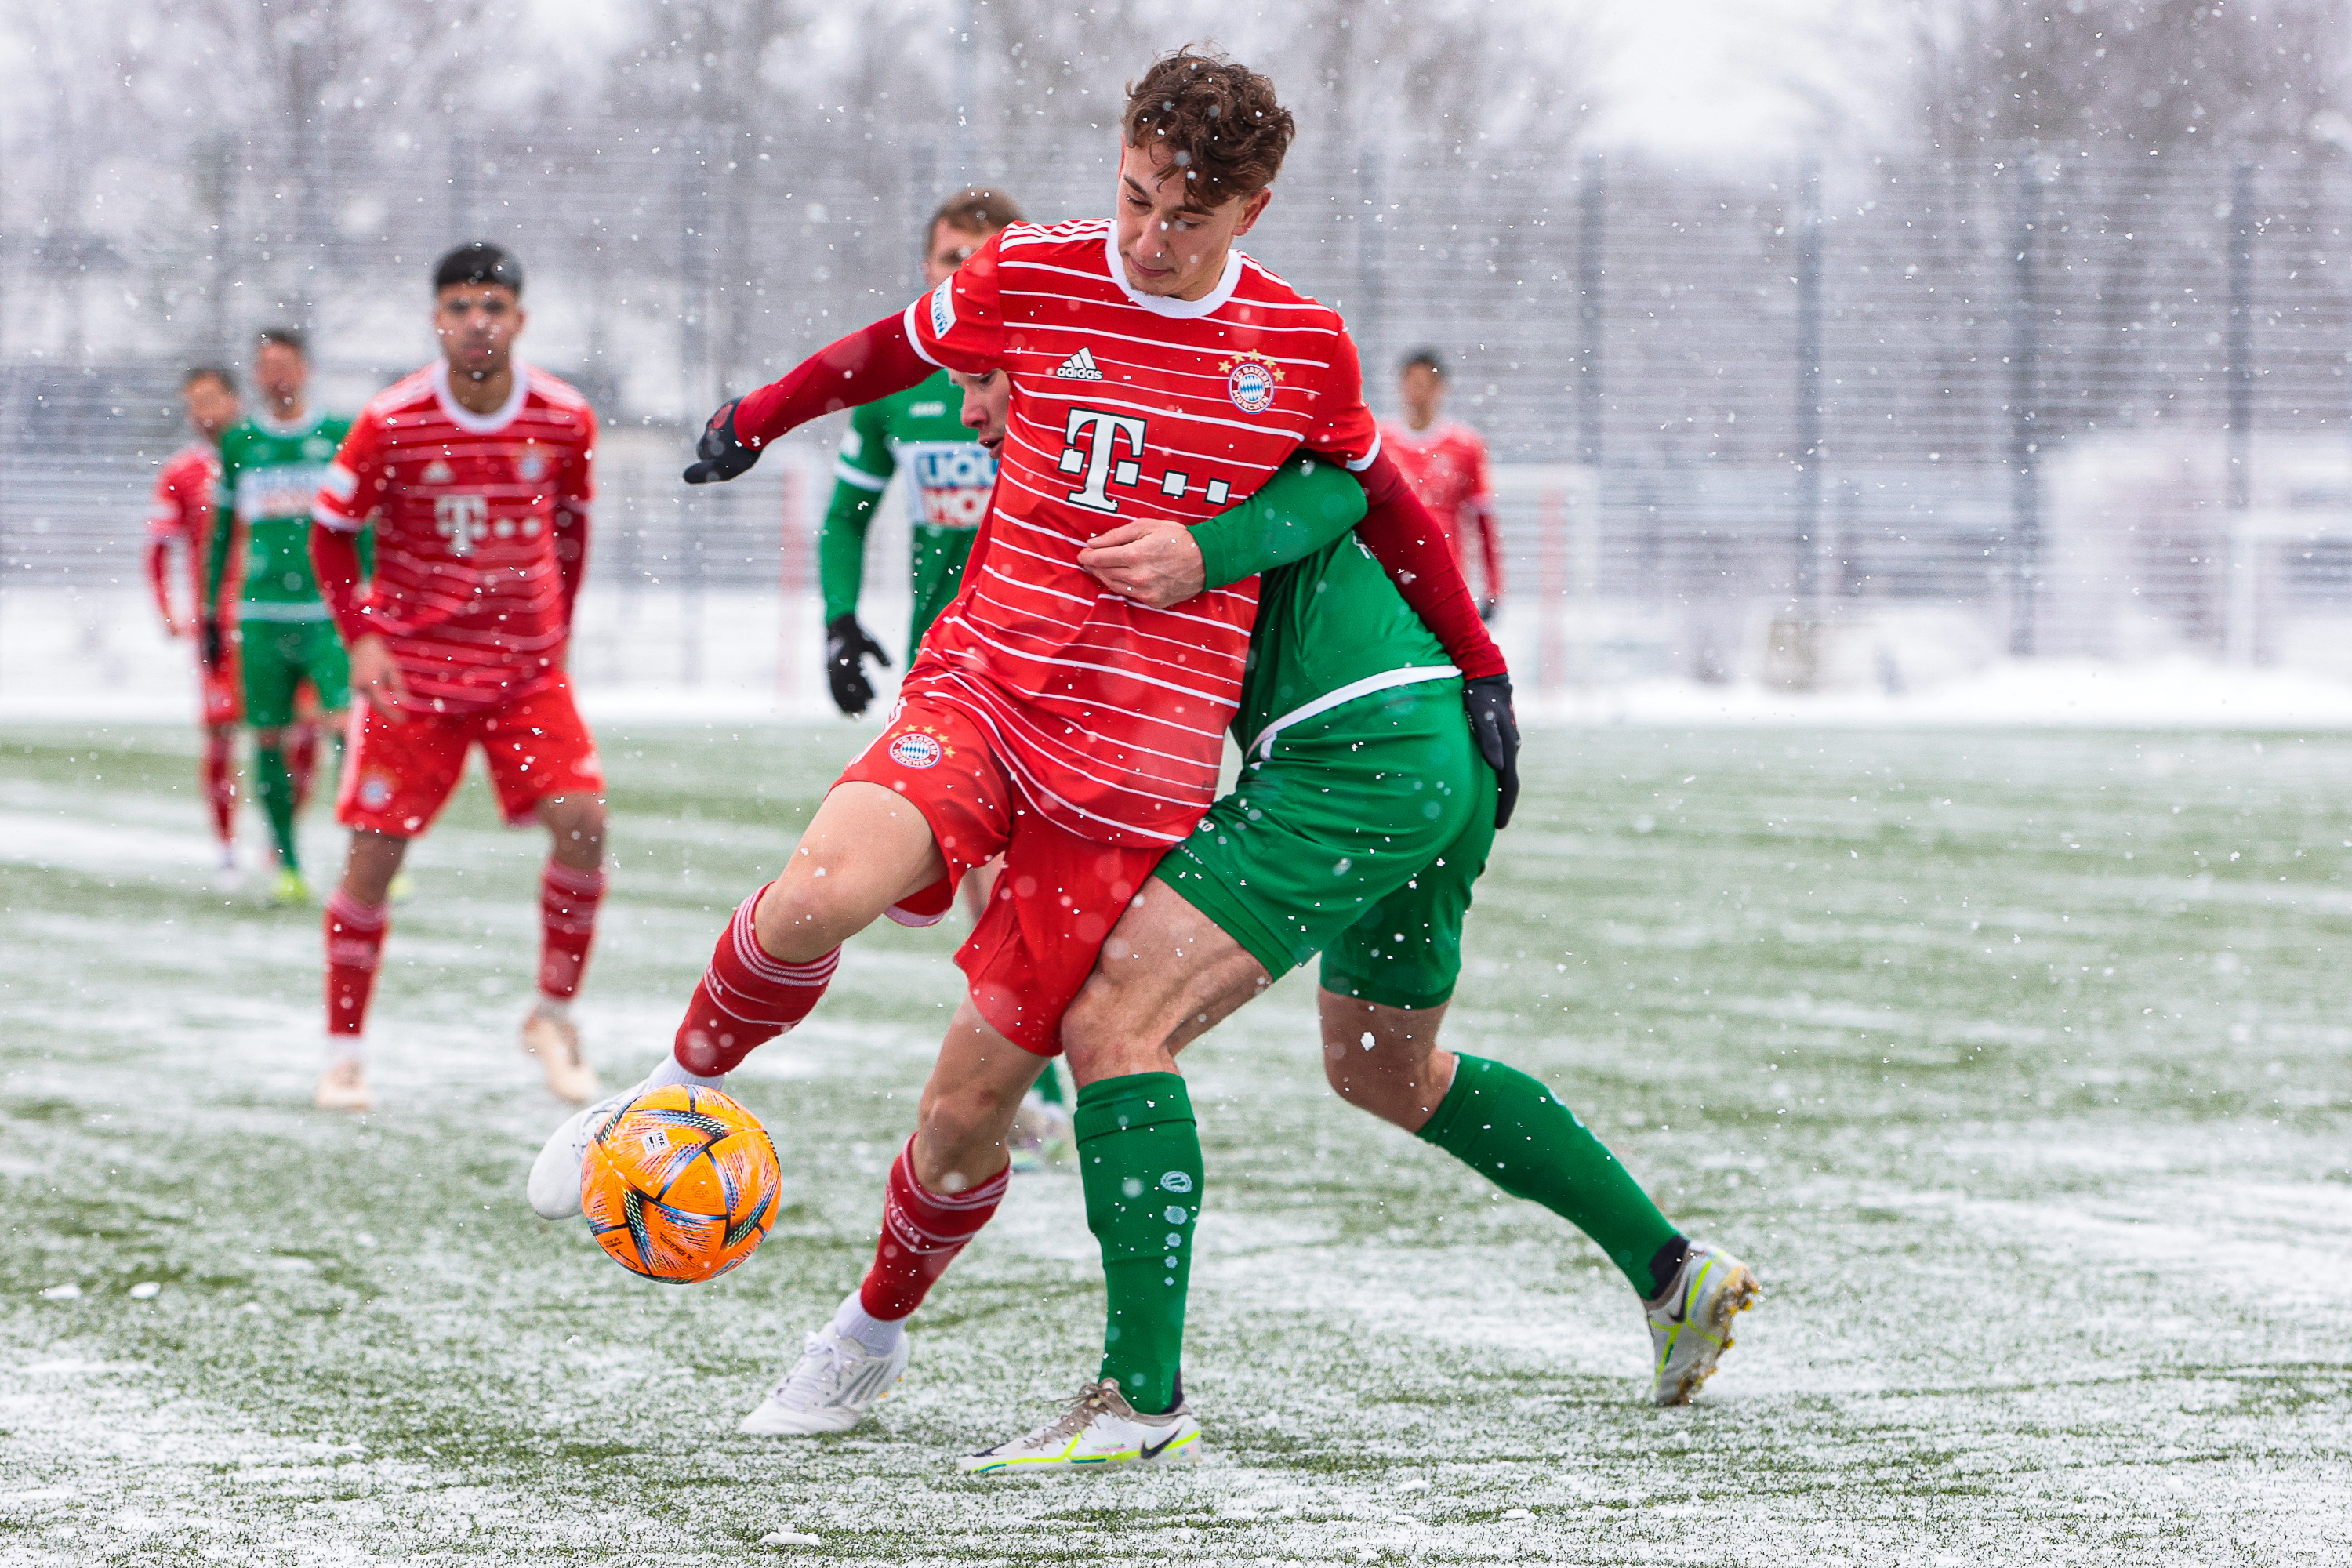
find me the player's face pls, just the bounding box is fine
[182,376,241,441]
[924,221,990,289]
[947,368,1010,450]
[252,343,307,412]
[435,284,526,379]
[1399,365,1445,423]
[1113,139,1272,301]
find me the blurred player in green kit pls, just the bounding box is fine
[203,327,358,904]
[816,186,1071,1163]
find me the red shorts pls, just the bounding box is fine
[337,675,603,838]
[838,696,1167,1056]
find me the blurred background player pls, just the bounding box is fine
[146,365,245,881]
[203,327,352,903]
[815,185,1071,1163]
[309,242,604,1114]
[1381,348,1501,619]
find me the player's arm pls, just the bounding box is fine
[1080,454,1366,604]
[686,236,1007,485]
[200,451,237,668]
[1467,435,1503,617]
[143,477,184,635]
[311,418,411,717]
[553,405,597,627]
[816,401,895,717]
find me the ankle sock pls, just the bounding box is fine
[831,1290,908,1356]
[642,1055,726,1093]
[1075,1072,1202,1417]
[1417,1054,1681,1296]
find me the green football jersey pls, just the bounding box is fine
[209,408,353,621]
[1193,456,1459,753]
[818,370,995,655]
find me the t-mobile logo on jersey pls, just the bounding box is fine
[434,494,489,555]
[1057,408,1147,514]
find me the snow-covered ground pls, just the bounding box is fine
[4,722,2348,1563]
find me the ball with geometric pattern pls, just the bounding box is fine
[581,1085,782,1283]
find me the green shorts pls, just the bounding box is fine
[238,616,348,729]
[1154,679,1496,1011]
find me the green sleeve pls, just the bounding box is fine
[818,401,894,623]
[204,438,238,612]
[1191,454,1368,590]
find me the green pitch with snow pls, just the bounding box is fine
[3,723,2348,1564]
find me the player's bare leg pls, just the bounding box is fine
[739,1001,1044,1436]
[521,791,607,1103]
[1317,989,1758,1406]
[315,829,408,1112]
[742,780,946,967]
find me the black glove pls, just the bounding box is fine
[199,618,225,670]
[682,396,760,485]
[1463,673,1520,829]
[826,614,891,717]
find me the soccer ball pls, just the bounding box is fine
[582,1086,782,1283]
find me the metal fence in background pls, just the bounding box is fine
[9,131,2352,689]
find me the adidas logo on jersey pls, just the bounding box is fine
[1054,347,1104,381]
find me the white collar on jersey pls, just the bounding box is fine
[430,358,532,434]
[1100,224,1243,319]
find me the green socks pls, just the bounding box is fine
[1417,1054,1682,1296]
[1033,1059,1068,1108]
[255,744,300,872]
[1074,1073,1203,1416]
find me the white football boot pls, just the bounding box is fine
[1645,1241,1762,1406]
[521,1003,601,1104]
[739,1325,912,1436]
[312,1057,373,1112]
[525,1087,633,1220]
[958,1378,1202,1475]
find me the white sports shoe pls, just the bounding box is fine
[739,1327,911,1436]
[1645,1241,1761,1406]
[312,1057,372,1112]
[958,1378,1202,1475]
[525,1088,631,1220]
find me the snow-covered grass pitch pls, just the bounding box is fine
[4,721,2348,1565]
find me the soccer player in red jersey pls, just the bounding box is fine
[307,243,605,1113]
[145,365,245,878]
[1381,348,1502,618]
[528,42,1521,1432]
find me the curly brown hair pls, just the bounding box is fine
[1121,45,1295,205]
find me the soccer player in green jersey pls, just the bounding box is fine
[731,366,1759,1461]
[203,326,356,903]
[817,187,1025,719]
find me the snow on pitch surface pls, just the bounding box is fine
[3,724,2349,1565]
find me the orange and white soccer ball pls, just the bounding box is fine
[582,1086,782,1283]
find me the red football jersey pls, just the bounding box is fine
[313,361,595,715]
[902,220,1383,844]
[1381,420,1501,602]
[147,445,226,616]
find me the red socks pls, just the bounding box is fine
[858,1136,1010,1319]
[673,889,840,1076]
[204,732,237,848]
[324,889,389,1039]
[289,720,321,814]
[537,860,605,1001]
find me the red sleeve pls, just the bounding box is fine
[1467,434,1501,601]
[312,525,369,646]
[1306,325,1382,470]
[905,230,1008,373]
[554,404,596,623]
[314,411,386,533]
[144,539,176,626]
[735,314,939,448]
[1355,451,1506,681]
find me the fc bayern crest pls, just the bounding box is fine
[1224,354,1282,414]
[887,730,946,769]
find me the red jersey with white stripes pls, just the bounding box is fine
[148,445,227,614]
[902,220,1382,844]
[313,361,595,715]
[1381,419,1501,601]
